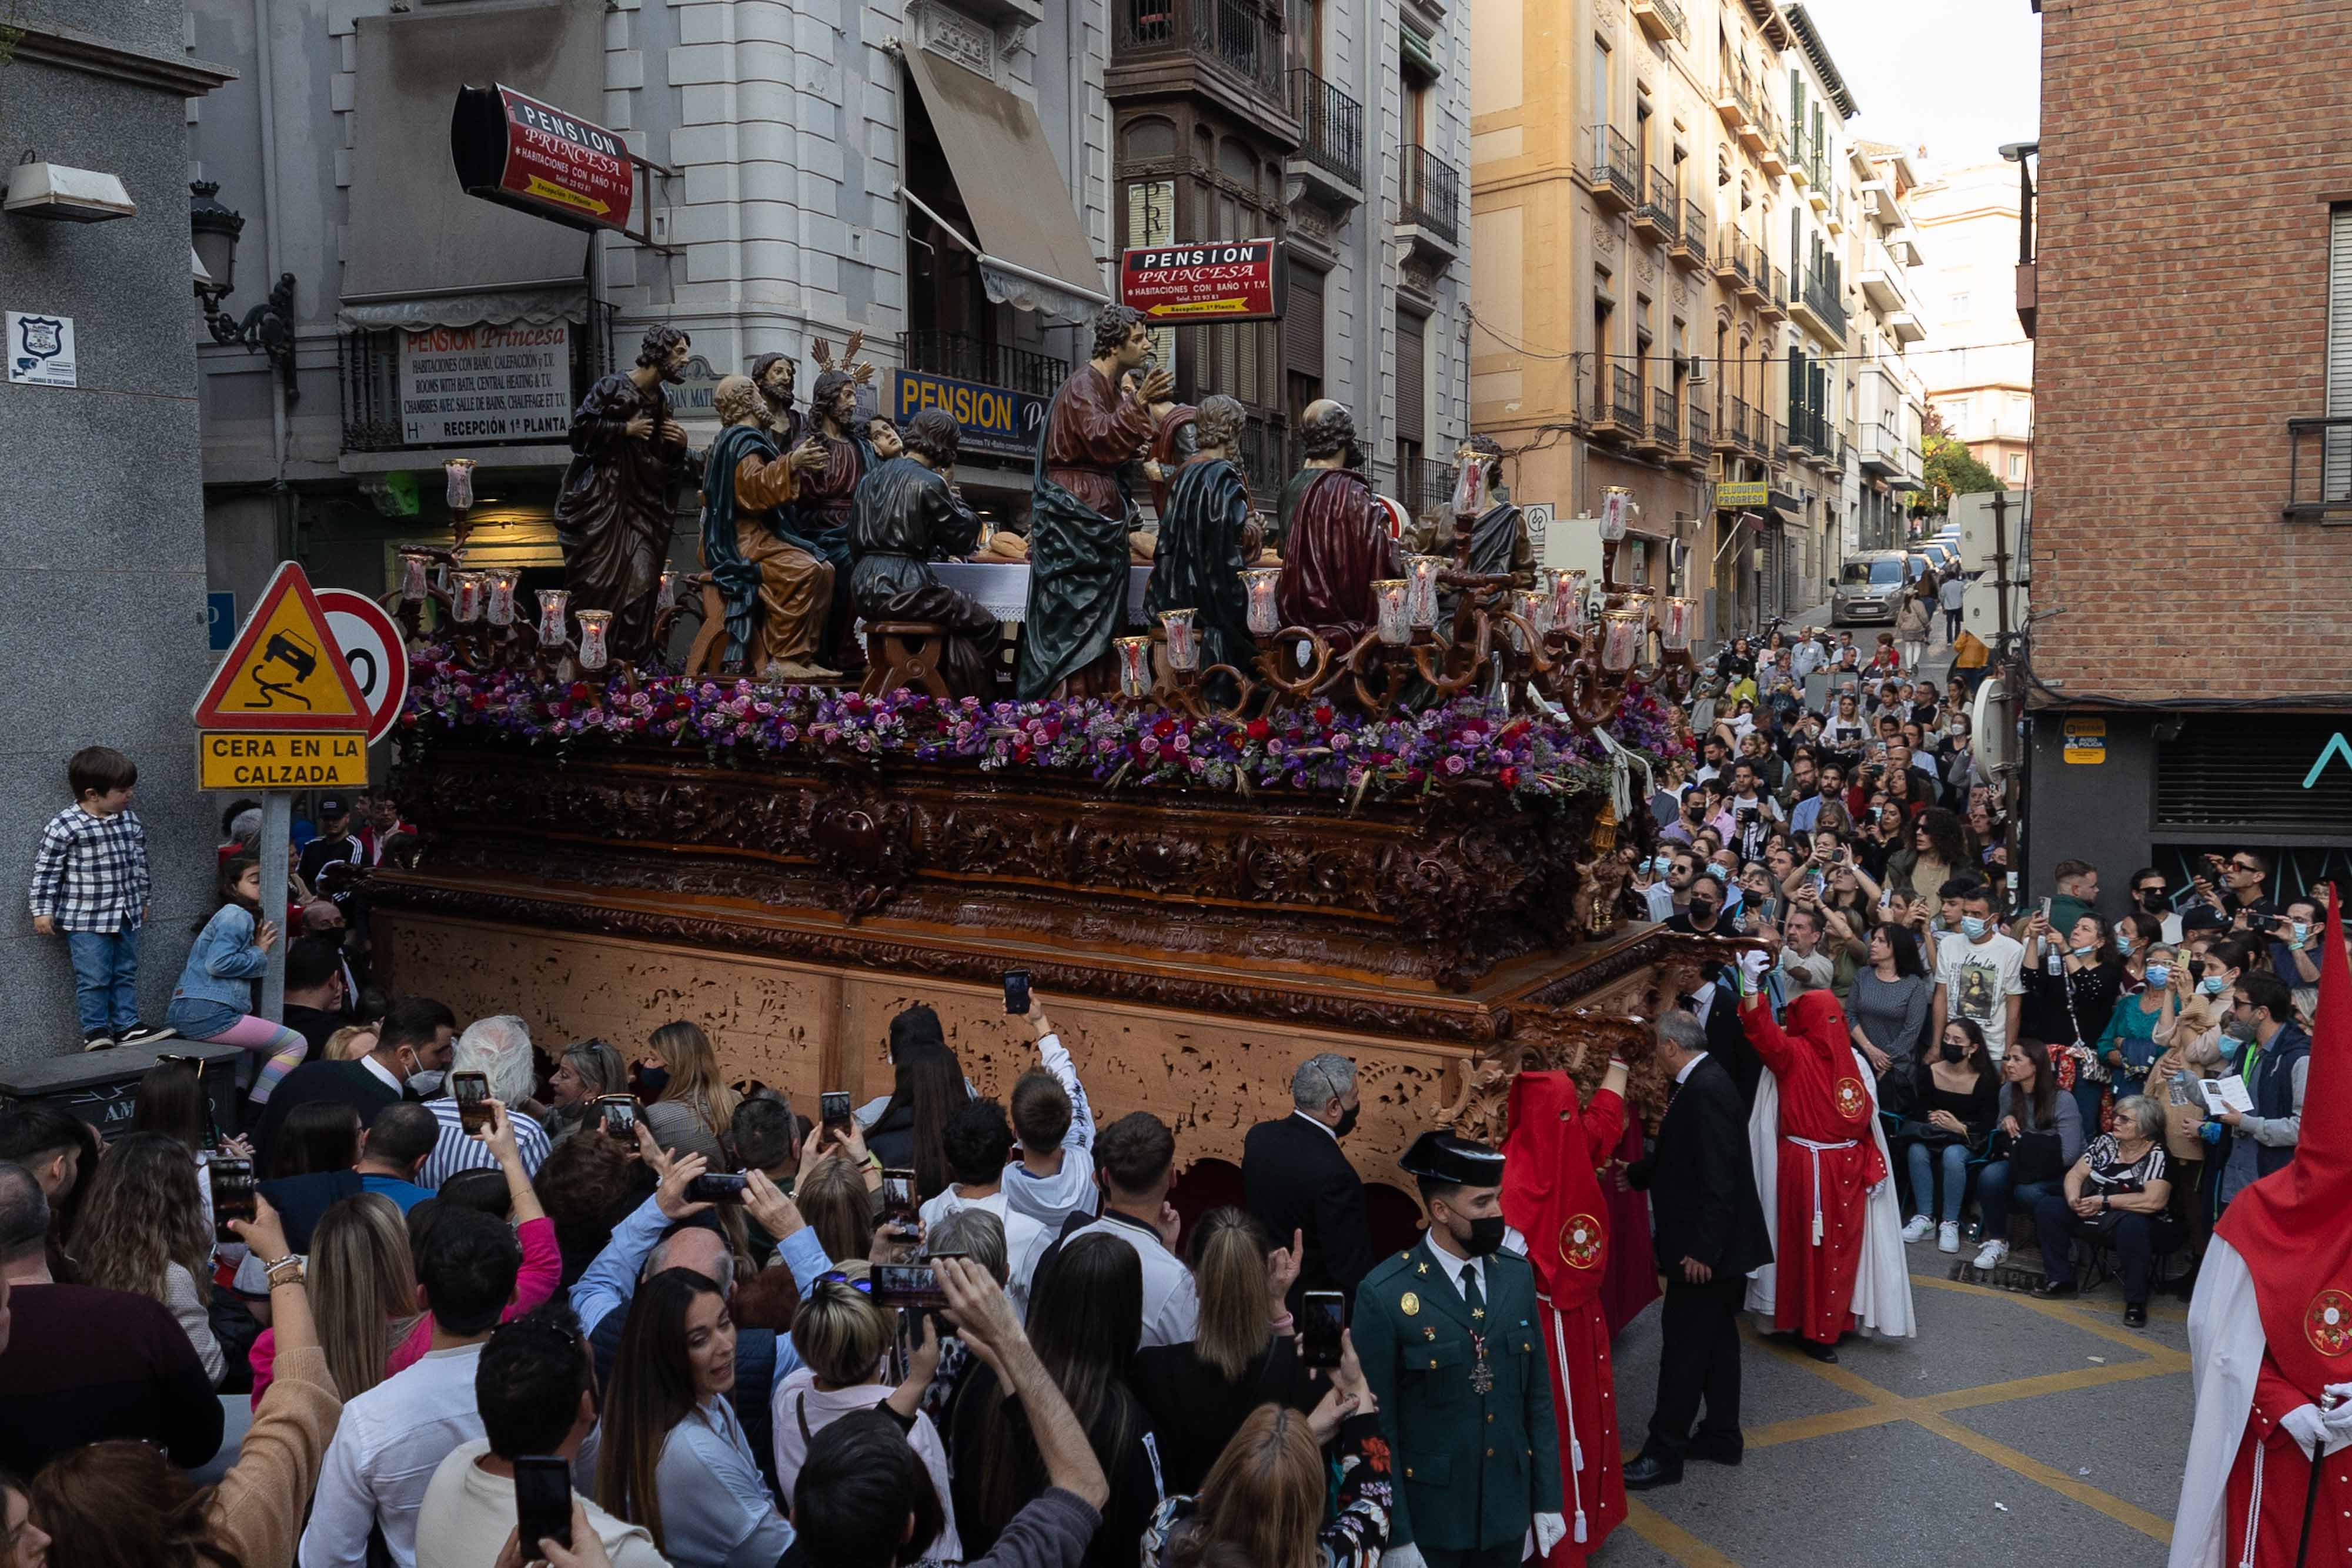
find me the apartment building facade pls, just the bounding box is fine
[1845,142,1929,552]
[2022,0,2352,893]
[187,0,1468,610]
[1909,159,2034,491]
[1469,0,1920,638]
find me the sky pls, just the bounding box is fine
[1788,0,2041,173]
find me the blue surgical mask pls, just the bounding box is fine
[1960,915,1988,940]
[2072,943,2097,957]
[2293,921,2310,942]
[1653,855,1673,874]
[2198,977,2228,997]
[2145,964,2171,988]
[2117,937,2134,956]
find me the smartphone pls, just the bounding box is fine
[1003,969,1032,1017]
[512,1455,573,1552]
[594,1094,639,1139]
[871,1261,950,1311]
[453,1070,492,1135]
[1301,1289,1346,1369]
[209,1156,256,1243]
[686,1172,750,1203]
[820,1090,853,1138]
[879,1167,918,1221]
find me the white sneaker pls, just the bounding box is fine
[1902,1215,1935,1243]
[1938,1222,1961,1254]
[1973,1238,2010,1270]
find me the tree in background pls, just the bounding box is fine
[1910,405,2000,516]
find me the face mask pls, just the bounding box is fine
[2221,1014,2258,1043]
[1960,915,1988,940]
[1688,899,1717,919]
[1455,1213,1509,1258]
[2198,977,2228,997]
[1333,1102,1361,1139]
[2072,943,2097,957]
[2116,937,2133,956]
[2144,964,2171,988]
[636,1064,672,1098]
[1940,1039,1966,1064]
[1653,855,1673,874]
[2139,891,2168,912]
[2293,921,2310,942]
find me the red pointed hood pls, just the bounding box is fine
[1785,989,1853,1061]
[2216,887,2352,1396]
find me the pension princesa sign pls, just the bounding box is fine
[887,369,1049,460]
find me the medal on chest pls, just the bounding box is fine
[1469,1331,1494,1395]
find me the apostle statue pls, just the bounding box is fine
[698,374,838,681]
[749,350,803,449]
[785,336,877,673]
[553,325,697,660]
[1145,394,1262,694]
[1017,304,1167,698]
[1275,398,1396,649]
[846,408,1003,698]
[1140,387,1198,518]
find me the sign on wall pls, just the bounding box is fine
[6,311,76,387]
[1714,480,1769,510]
[888,367,1049,460]
[450,84,635,233]
[397,323,574,446]
[1119,240,1283,323]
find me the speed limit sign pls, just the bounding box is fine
[314,589,410,743]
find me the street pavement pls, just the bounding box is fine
[1597,1235,2193,1567]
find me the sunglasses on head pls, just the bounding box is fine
[816,1271,873,1294]
[155,1053,205,1071]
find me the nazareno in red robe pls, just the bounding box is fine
[1743,990,1885,1345]
[1501,1071,1628,1562]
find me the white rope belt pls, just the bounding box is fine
[1536,1291,1588,1546]
[1784,1135,1859,1245]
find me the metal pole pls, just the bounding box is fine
[258,793,290,1022]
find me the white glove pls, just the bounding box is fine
[1382,1544,1428,1568]
[1533,1512,1569,1556]
[2322,1385,2352,1439]
[1737,949,1771,992]
[2280,1403,2336,1457]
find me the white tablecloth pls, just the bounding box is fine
[928,561,1155,625]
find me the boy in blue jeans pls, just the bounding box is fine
[28,745,167,1049]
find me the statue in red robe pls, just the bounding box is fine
[1276,399,1395,647]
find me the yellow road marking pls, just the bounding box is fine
[1912,1408,2176,1542]
[1622,1499,1747,1568]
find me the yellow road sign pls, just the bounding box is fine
[193,561,372,729]
[198,731,369,790]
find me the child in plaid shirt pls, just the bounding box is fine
[28,746,165,1049]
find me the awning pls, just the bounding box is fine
[901,47,1108,326]
[339,0,602,327]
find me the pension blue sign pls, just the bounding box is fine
[887,368,1048,460]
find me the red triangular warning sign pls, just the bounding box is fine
[193,561,374,731]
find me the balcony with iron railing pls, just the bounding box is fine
[2286,417,2352,521]
[1611,365,1645,437]
[1727,394,1756,455]
[1630,168,1676,243]
[1112,0,1292,129]
[1793,272,1848,342]
[1670,199,1708,270]
[1632,0,1686,46]
[1583,125,1639,213]
[1760,118,1790,178]
[1759,262,1788,321]
[1648,388,1680,456]
[903,329,1071,399]
[1719,227,1754,290]
[1715,65,1755,132]
[1287,67,1364,194]
[1398,454,1454,520]
[1681,401,1710,465]
[1769,415,1790,464]
[1399,144,1462,250]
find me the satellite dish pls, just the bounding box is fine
[1972,676,2012,777]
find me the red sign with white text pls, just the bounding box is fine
[450,83,635,233]
[1120,240,1283,323]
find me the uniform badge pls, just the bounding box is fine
[1832,1076,1868,1119]
[1558,1213,1605,1272]
[1401,1292,1421,1317]
[2306,1289,2352,1358]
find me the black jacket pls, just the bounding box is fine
[1241,1112,1374,1310]
[1629,1055,1772,1278]
[1131,1333,1319,1495]
[250,1058,407,1164]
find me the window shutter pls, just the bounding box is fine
[2328,205,2352,499]
[1396,313,1426,443]
[1285,263,1327,378]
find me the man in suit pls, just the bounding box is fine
[251,994,454,1161]
[1623,1009,1773,1490]
[1244,1052,1374,1312]
[1356,1131,1565,1568]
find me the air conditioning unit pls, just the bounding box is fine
[1951,488,2030,576]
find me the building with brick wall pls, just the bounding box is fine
[187,0,1468,618]
[2023,0,2352,901]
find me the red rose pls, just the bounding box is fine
[1313,704,1334,726]
[399,713,418,729]
[1499,765,1520,788]
[569,682,591,701]
[1246,718,1271,741]
[1152,718,1176,740]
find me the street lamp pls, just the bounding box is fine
[189,180,299,402]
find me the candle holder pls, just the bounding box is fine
[1599,608,1642,674]
[450,571,486,624]
[1405,555,1445,630]
[658,570,680,615]
[444,459,477,553]
[1373,580,1412,647]
[1598,486,1635,543]
[1661,596,1696,653]
[1547,569,1587,636]
[1511,589,1549,648]
[574,609,613,671]
[485,570,519,628]
[1240,568,1281,636]
[1160,608,1200,673]
[398,549,433,604]
[1115,636,1153,700]
[536,588,571,647]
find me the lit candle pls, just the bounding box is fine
[1160,608,1199,673]
[1513,589,1549,641]
[1662,596,1696,652]
[485,570,518,627]
[536,587,571,646]
[1240,567,1282,636]
[1599,486,1639,543]
[1548,569,1586,633]
[1115,635,1153,698]
[443,457,477,511]
[450,571,486,624]
[658,570,679,614]
[1449,452,1486,517]
[574,609,612,670]
[1374,580,1411,647]
[1406,554,1444,629]
[1600,608,1642,673]
[398,549,432,604]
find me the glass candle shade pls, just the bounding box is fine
[1373,580,1412,646]
[536,588,571,646]
[1240,567,1282,636]
[485,570,518,627]
[1662,596,1697,652]
[1548,569,1588,633]
[1405,554,1445,628]
[1600,609,1643,673]
[1160,607,1200,672]
[1450,455,1486,518]
[657,570,679,614]
[1513,589,1550,640]
[397,549,432,604]
[450,571,486,624]
[574,610,612,670]
[443,457,477,511]
[1115,635,1153,698]
[1598,486,1635,543]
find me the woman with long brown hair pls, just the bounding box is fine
[1967,1038,2087,1272]
[71,1132,222,1385]
[298,1191,419,1407]
[640,1021,741,1161]
[863,1006,968,1201]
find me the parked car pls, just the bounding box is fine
[1833,551,1912,626]
[1918,540,1960,573]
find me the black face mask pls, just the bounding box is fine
[1939,1040,1966,1064]
[1333,1102,1361,1139]
[1456,1215,1509,1258]
[2140,890,2168,912]
[636,1064,671,1099]
[1688,899,1717,919]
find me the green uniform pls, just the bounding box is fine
[1354,1237,1562,1562]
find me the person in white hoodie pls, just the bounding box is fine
[920,1098,1047,1316]
[1003,1000,1100,1297]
